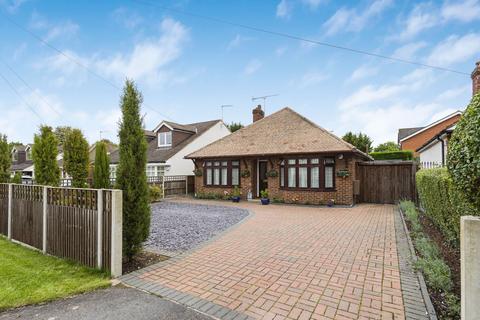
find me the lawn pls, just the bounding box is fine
[0,237,110,311]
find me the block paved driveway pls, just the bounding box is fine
[121,201,426,320]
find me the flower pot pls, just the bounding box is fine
[261,198,270,205]
[231,196,241,203]
[327,199,335,207]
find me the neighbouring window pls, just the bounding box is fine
[109,166,117,179]
[158,131,172,147]
[204,160,240,187]
[280,157,335,190]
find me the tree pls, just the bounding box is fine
[342,132,373,153]
[227,122,243,133]
[0,134,11,183]
[11,171,22,184]
[64,128,89,188]
[448,93,480,210]
[32,126,60,186]
[93,141,111,189]
[374,141,400,152]
[54,126,74,148]
[115,80,150,259]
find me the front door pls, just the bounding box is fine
[258,161,268,197]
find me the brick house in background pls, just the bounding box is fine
[186,106,371,206]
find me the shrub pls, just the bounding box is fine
[448,93,480,210]
[149,185,163,202]
[416,167,477,246]
[11,172,22,184]
[369,150,413,160]
[0,134,10,183]
[93,141,111,189]
[64,129,89,188]
[414,237,439,260]
[196,192,222,200]
[374,141,400,152]
[415,258,452,292]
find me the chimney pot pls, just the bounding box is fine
[252,105,265,122]
[472,60,480,96]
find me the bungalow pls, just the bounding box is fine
[186,106,371,206]
[109,119,231,179]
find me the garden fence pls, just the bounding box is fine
[0,183,122,277]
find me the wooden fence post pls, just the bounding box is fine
[110,190,122,277]
[461,216,480,320]
[7,184,12,239]
[97,189,103,269]
[42,186,47,253]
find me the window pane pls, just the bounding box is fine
[232,168,239,185]
[159,133,164,145]
[214,161,220,166]
[280,167,284,187]
[288,167,296,188]
[214,168,220,185]
[206,169,212,185]
[311,167,319,188]
[311,159,319,164]
[325,166,334,188]
[232,161,239,166]
[166,132,172,144]
[288,159,296,165]
[221,161,228,166]
[206,162,212,166]
[221,168,228,185]
[280,160,285,165]
[299,167,307,187]
[299,159,307,165]
[325,158,335,164]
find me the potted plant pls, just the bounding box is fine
[266,169,278,177]
[231,186,241,202]
[260,189,270,205]
[240,169,250,178]
[327,199,335,207]
[193,168,203,177]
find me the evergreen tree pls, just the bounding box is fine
[0,134,11,183]
[374,141,400,152]
[54,126,74,148]
[227,122,243,133]
[64,128,89,188]
[11,171,22,184]
[342,131,373,153]
[32,126,60,186]
[93,141,111,189]
[116,80,150,259]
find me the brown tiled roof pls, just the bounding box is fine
[110,119,221,164]
[186,107,370,159]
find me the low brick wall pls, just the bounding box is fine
[194,155,357,206]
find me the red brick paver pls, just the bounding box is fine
[134,201,404,319]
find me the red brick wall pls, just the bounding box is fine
[194,155,358,205]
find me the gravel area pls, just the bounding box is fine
[145,201,249,254]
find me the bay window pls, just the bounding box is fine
[204,160,240,187]
[280,157,335,190]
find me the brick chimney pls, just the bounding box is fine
[252,105,265,122]
[473,60,480,96]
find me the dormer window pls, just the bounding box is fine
[158,131,172,148]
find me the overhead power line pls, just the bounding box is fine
[0,70,44,121]
[131,0,470,76]
[0,12,177,122]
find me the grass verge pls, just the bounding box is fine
[0,237,110,311]
[399,201,460,319]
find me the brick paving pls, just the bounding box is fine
[121,201,428,319]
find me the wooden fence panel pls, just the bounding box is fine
[356,161,417,204]
[101,190,112,271]
[0,184,8,236]
[46,188,98,268]
[11,185,43,249]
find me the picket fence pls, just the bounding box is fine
[0,183,122,277]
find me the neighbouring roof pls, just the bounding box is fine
[110,119,221,164]
[416,123,456,153]
[11,160,33,171]
[398,111,462,143]
[186,107,371,159]
[397,127,423,143]
[144,130,156,137]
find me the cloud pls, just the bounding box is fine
[40,49,90,86]
[276,0,291,19]
[244,59,262,75]
[441,0,480,23]
[96,18,189,83]
[301,0,325,10]
[426,33,480,66]
[30,12,79,41]
[227,34,253,50]
[396,3,438,41]
[392,41,427,60]
[111,7,143,29]
[435,85,470,101]
[323,0,392,36]
[347,65,378,83]
[0,0,27,13]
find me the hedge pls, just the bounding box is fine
[369,150,413,160]
[416,167,477,246]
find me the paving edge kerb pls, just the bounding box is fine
[120,202,256,320]
[395,207,438,320]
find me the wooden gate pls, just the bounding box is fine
[356,161,417,204]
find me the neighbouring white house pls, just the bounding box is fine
[416,124,455,168]
[109,119,231,179]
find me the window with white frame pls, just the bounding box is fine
[158,131,172,147]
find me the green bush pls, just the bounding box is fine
[195,192,222,200]
[149,185,163,202]
[11,172,22,184]
[416,167,477,246]
[448,93,480,210]
[369,150,413,160]
[414,237,439,260]
[415,258,452,292]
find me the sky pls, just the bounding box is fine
[0,0,479,146]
